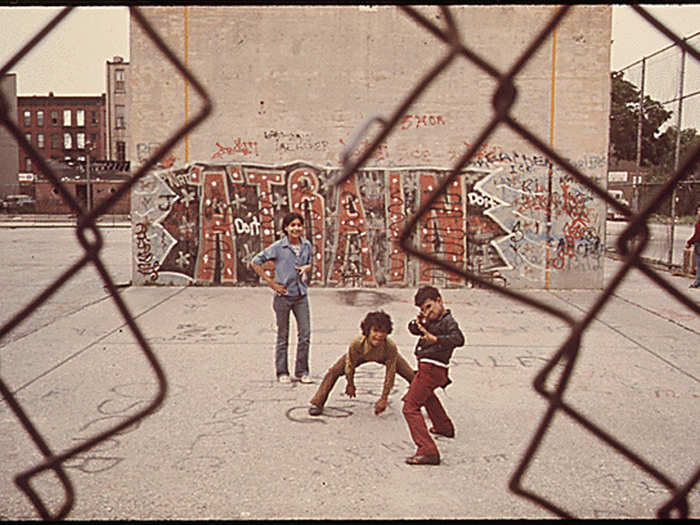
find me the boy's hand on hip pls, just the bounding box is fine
[374,398,387,415]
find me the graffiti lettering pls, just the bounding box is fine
[134,222,159,281]
[233,216,261,236]
[131,158,604,288]
[211,139,259,159]
[264,130,328,154]
[400,114,446,130]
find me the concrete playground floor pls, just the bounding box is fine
[0,227,698,519]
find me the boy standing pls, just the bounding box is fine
[686,204,700,289]
[309,311,414,416]
[403,286,465,466]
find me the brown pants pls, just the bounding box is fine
[310,353,415,408]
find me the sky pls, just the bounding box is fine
[0,5,698,96]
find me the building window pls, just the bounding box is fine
[23,110,31,126]
[115,105,125,129]
[91,111,98,125]
[76,132,86,150]
[25,132,31,144]
[37,133,44,149]
[64,132,72,149]
[51,133,60,149]
[51,110,59,125]
[76,109,85,127]
[25,157,32,171]
[117,141,126,162]
[37,110,44,126]
[115,69,125,92]
[63,109,71,127]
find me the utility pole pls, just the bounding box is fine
[634,58,645,215]
[86,140,94,212]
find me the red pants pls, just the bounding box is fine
[401,361,454,456]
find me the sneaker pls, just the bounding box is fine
[277,374,291,384]
[308,405,322,416]
[296,374,313,384]
[429,426,455,438]
[405,454,440,465]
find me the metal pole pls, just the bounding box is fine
[668,42,686,266]
[634,59,645,214]
[86,141,92,212]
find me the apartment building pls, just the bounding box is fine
[17,92,106,177]
[106,56,128,162]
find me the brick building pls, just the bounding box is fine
[106,56,129,162]
[17,92,106,177]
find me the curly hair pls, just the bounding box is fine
[360,310,393,336]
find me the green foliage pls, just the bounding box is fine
[610,70,700,184]
[609,71,673,166]
[649,127,700,181]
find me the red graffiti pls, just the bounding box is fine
[400,114,446,130]
[288,167,325,283]
[196,168,236,283]
[328,176,375,285]
[418,173,465,283]
[211,139,258,159]
[387,171,408,283]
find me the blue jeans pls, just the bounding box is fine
[692,247,700,287]
[272,294,310,377]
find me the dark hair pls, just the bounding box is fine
[414,285,441,307]
[281,212,304,233]
[360,310,393,336]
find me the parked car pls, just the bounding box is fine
[1,194,35,213]
[607,189,630,221]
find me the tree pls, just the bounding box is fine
[609,71,673,166]
[650,126,700,182]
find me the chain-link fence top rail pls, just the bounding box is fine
[619,32,699,131]
[0,6,212,520]
[0,4,697,520]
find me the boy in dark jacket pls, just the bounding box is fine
[402,285,465,466]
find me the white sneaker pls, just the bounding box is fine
[277,374,291,384]
[296,374,313,384]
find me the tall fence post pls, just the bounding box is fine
[634,57,645,214]
[668,40,686,266]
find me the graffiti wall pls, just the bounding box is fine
[129,6,611,288]
[131,155,605,288]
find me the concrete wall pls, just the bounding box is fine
[34,180,130,214]
[0,74,19,198]
[129,6,611,289]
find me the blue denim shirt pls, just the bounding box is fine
[252,236,313,296]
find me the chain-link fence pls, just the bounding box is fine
[616,30,700,267]
[1,5,698,520]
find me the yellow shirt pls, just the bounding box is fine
[344,335,399,400]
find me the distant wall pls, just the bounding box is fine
[0,74,18,198]
[34,180,130,214]
[129,6,611,289]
